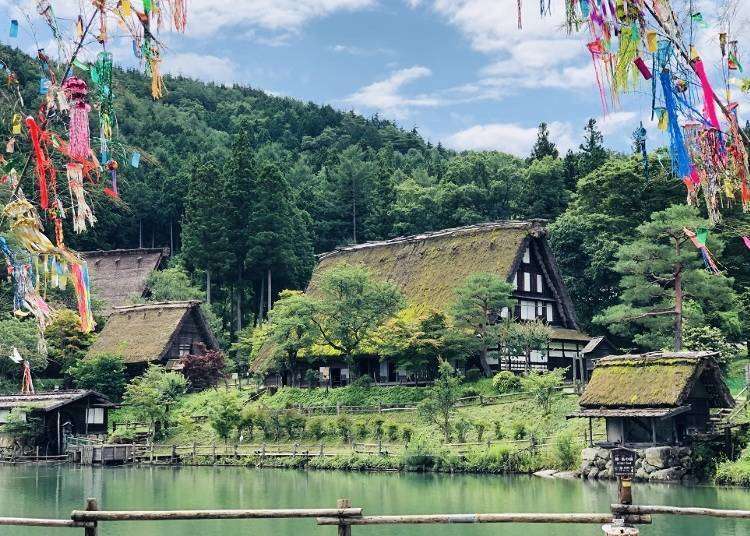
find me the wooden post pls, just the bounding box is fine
[84,498,98,536]
[589,418,594,447]
[212,442,217,463]
[602,524,638,535]
[150,443,154,464]
[337,499,352,536]
[171,445,177,464]
[618,478,633,506]
[192,442,196,459]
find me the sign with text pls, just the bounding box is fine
[612,447,637,477]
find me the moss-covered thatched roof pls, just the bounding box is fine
[579,351,733,409]
[87,301,218,364]
[0,390,114,411]
[309,221,545,315]
[82,248,166,314]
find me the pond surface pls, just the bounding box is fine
[1,465,749,535]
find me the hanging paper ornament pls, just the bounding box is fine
[692,59,721,131]
[104,159,119,198]
[743,237,750,250]
[690,12,708,29]
[120,0,132,17]
[660,70,692,180]
[11,114,21,135]
[75,15,84,39]
[720,33,728,57]
[39,77,50,95]
[71,262,95,333]
[9,20,18,38]
[696,228,708,245]
[66,163,96,233]
[62,77,91,161]
[634,57,652,80]
[24,117,51,209]
[646,30,658,53]
[3,199,56,254]
[6,138,16,153]
[131,151,141,167]
[729,41,742,72]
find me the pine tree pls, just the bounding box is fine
[529,123,559,161]
[578,118,607,176]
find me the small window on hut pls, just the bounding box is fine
[522,248,530,263]
[86,408,104,424]
[179,337,193,356]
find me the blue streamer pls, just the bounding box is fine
[9,20,18,38]
[660,70,692,178]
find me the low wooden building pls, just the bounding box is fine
[86,301,219,373]
[579,336,617,382]
[0,390,114,455]
[570,351,734,447]
[254,221,590,385]
[82,248,167,315]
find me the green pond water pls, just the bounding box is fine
[1,466,749,535]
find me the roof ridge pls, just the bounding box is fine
[112,300,202,312]
[81,248,169,256]
[317,220,548,260]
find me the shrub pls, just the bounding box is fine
[474,421,487,442]
[304,369,320,388]
[460,387,480,398]
[355,420,369,440]
[307,417,326,440]
[335,415,353,443]
[386,423,399,442]
[401,426,414,444]
[1,409,44,449]
[465,368,482,382]
[551,431,578,470]
[181,348,226,391]
[108,427,136,444]
[521,369,565,414]
[67,353,126,401]
[280,410,306,439]
[716,457,750,486]
[372,417,385,440]
[239,407,258,440]
[493,421,505,440]
[455,418,471,443]
[511,421,527,440]
[401,435,447,470]
[351,375,373,389]
[492,371,522,394]
[207,390,242,443]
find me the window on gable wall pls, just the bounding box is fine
[523,273,531,292]
[513,273,518,290]
[523,248,530,263]
[520,300,536,320]
[536,274,543,293]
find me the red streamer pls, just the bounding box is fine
[692,59,721,130]
[24,117,49,209]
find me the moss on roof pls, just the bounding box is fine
[579,351,733,409]
[87,301,217,364]
[308,222,538,316]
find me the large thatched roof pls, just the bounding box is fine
[310,221,573,318]
[0,390,114,411]
[82,248,166,314]
[87,301,218,364]
[578,351,733,410]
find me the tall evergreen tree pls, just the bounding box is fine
[577,118,607,176]
[529,123,559,161]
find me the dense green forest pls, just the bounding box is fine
[3,43,750,352]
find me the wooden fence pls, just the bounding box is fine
[8,497,750,534]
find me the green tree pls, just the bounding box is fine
[122,365,187,439]
[450,273,514,377]
[577,118,607,177]
[520,156,569,220]
[306,264,404,368]
[416,361,461,442]
[529,123,559,161]
[45,310,93,377]
[207,390,242,444]
[67,353,126,401]
[521,368,566,414]
[265,290,318,384]
[143,267,203,302]
[683,325,739,368]
[512,320,553,372]
[595,205,738,350]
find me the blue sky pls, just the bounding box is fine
[2,0,746,156]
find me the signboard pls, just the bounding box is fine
[612,447,637,478]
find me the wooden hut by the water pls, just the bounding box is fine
[253,220,590,385]
[86,301,219,373]
[81,248,167,315]
[0,390,114,455]
[569,351,734,447]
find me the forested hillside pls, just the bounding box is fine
[3,44,750,350]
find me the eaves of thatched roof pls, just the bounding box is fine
[0,390,114,411]
[86,301,218,364]
[578,351,734,410]
[82,248,167,314]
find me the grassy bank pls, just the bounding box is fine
[111,382,594,474]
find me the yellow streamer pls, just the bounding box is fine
[11,113,21,134]
[646,30,658,53]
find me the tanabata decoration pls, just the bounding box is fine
[684,228,720,275]
[0,0,192,349]
[525,1,750,223]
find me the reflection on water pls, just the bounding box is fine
[1,465,749,535]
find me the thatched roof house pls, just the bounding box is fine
[0,390,114,455]
[254,221,590,383]
[571,352,734,446]
[82,248,167,314]
[86,301,219,370]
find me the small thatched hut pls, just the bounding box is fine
[570,351,734,447]
[254,220,590,385]
[82,248,167,315]
[0,390,114,455]
[86,301,219,372]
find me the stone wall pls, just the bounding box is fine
[581,446,694,483]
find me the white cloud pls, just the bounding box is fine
[344,66,442,118]
[162,53,237,84]
[330,44,394,56]
[444,121,575,156]
[597,111,638,136]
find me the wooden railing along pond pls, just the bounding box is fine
[4,497,750,535]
